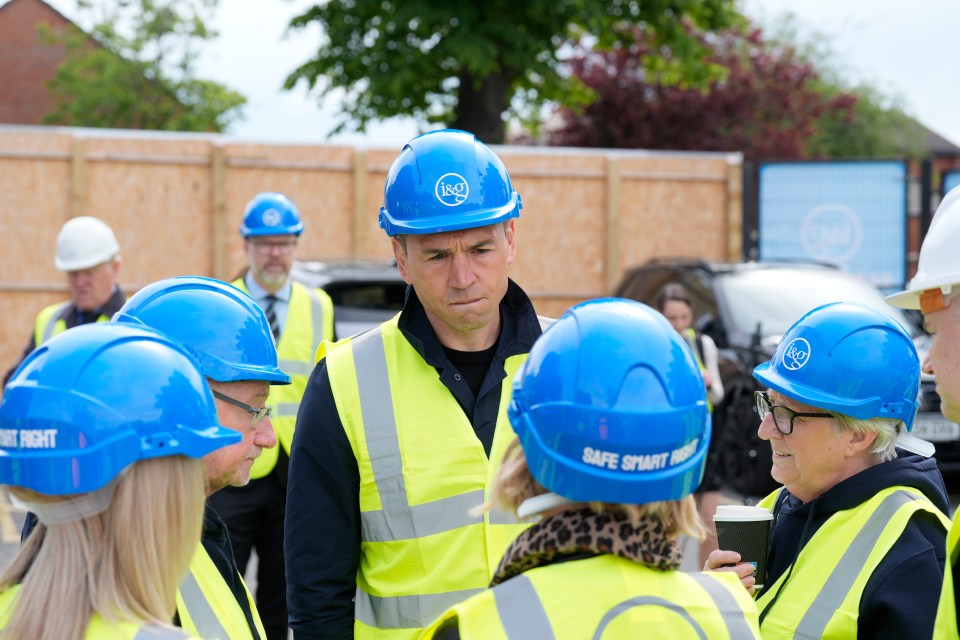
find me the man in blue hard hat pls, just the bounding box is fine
[206,193,335,640]
[116,276,293,639]
[286,130,548,639]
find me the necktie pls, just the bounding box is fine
[264,295,280,342]
[76,309,96,326]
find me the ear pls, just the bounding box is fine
[503,219,517,265]
[845,428,878,458]
[392,237,414,285]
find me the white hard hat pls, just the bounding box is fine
[54,216,120,271]
[888,187,960,310]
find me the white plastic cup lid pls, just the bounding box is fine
[713,505,774,522]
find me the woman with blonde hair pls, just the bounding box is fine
[0,323,240,639]
[420,298,760,639]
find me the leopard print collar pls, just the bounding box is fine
[491,507,682,586]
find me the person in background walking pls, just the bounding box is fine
[655,282,725,567]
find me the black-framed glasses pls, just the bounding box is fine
[250,240,297,254]
[212,390,272,425]
[754,391,833,435]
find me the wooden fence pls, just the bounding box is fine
[0,125,743,373]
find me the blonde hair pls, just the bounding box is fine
[0,455,205,640]
[490,440,705,541]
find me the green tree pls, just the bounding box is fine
[43,0,245,132]
[284,0,743,143]
[765,15,926,159]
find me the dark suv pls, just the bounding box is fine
[614,258,956,496]
[290,259,407,339]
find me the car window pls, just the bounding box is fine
[716,267,919,346]
[324,281,406,311]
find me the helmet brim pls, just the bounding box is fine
[754,362,891,421]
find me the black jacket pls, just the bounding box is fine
[761,451,949,639]
[284,280,542,639]
[192,505,262,640]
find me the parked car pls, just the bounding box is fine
[290,259,407,338]
[614,258,957,496]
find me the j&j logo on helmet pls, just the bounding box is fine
[782,338,812,371]
[435,173,469,207]
[261,208,282,227]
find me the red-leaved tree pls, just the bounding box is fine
[546,27,860,160]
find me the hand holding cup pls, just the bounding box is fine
[711,505,773,591]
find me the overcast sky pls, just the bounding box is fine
[35,0,960,149]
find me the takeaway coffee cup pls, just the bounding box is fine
[713,505,774,589]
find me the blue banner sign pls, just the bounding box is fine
[759,161,906,291]
[944,170,960,196]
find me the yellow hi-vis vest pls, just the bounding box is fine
[681,328,712,412]
[33,301,110,346]
[233,279,334,479]
[421,554,761,639]
[322,316,535,640]
[755,485,949,639]
[176,541,267,640]
[0,584,199,639]
[934,510,960,639]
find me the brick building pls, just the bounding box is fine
[0,0,75,125]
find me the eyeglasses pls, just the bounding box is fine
[250,240,297,254]
[212,390,272,424]
[754,391,833,435]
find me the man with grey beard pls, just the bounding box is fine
[208,191,335,640]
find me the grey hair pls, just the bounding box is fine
[830,413,901,462]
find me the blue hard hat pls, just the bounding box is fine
[0,323,240,495]
[754,302,920,429]
[379,129,521,236]
[240,192,304,237]
[509,298,710,504]
[113,277,291,385]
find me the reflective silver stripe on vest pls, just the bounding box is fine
[494,574,556,639]
[133,624,192,639]
[278,360,315,377]
[178,570,230,639]
[276,401,302,418]
[279,289,323,378]
[592,596,708,640]
[794,490,915,639]
[41,301,71,343]
[490,571,749,639]
[351,328,489,543]
[306,287,324,348]
[488,506,520,525]
[274,288,326,414]
[355,585,484,629]
[686,572,756,639]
